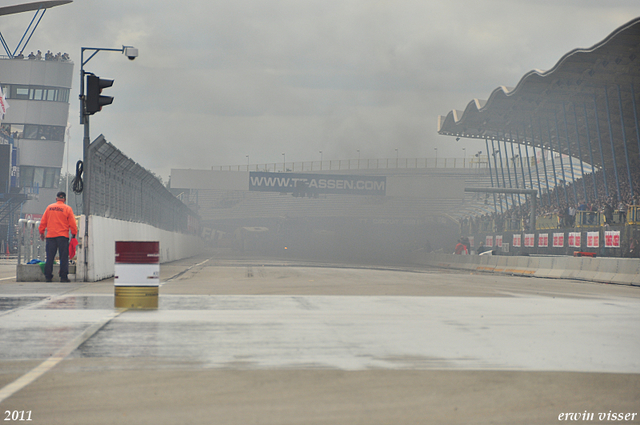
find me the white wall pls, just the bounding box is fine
[171,169,249,190]
[409,251,640,286]
[76,215,204,281]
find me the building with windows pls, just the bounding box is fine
[0,54,73,214]
[0,1,74,251]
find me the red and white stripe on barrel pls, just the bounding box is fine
[114,241,160,309]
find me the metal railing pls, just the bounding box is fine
[535,214,560,230]
[16,219,45,264]
[462,208,637,235]
[627,205,640,225]
[575,211,601,228]
[216,157,490,172]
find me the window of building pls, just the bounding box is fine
[1,124,65,141]
[24,125,38,139]
[31,88,44,100]
[19,166,60,188]
[14,87,29,100]
[32,168,44,187]
[1,124,23,139]
[19,166,34,187]
[4,84,70,103]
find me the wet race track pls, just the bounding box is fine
[0,255,639,424]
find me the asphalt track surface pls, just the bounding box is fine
[0,253,638,424]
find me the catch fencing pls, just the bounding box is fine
[87,135,198,234]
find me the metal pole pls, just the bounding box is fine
[516,129,527,189]
[78,45,135,282]
[491,140,503,214]
[617,84,634,197]
[544,119,561,207]
[582,102,598,202]
[523,123,536,194]
[593,93,610,198]
[561,103,578,203]
[497,139,508,207]
[570,102,588,202]
[631,83,640,163]
[604,87,622,202]
[485,138,498,213]
[547,119,566,208]
[502,138,515,209]
[516,136,531,220]
[509,136,522,209]
[553,110,570,204]
[532,141,545,205]
[80,50,90,282]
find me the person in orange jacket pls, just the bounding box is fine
[39,192,77,282]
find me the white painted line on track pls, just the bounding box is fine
[0,308,127,404]
[161,258,210,285]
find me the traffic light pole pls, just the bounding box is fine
[79,45,136,281]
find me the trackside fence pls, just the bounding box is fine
[88,135,199,234]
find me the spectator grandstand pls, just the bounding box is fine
[439,17,640,257]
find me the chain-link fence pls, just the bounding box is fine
[87,135,198,234]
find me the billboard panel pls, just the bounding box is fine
[249,172,386,196]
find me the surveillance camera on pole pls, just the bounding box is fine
[78,45,138,282]
[124,47,138,60]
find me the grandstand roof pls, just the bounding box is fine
[438,17,640,170]
[0,1,71,17]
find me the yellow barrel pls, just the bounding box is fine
[114,286,159,309]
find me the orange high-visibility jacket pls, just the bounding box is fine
[38,200,78,238]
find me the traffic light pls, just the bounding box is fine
[85,74,114,115]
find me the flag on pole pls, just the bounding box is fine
[0,86,9,120]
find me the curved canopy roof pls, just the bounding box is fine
[0,1,71,17]
[438,17,640,170]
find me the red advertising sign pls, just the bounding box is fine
[512,234,521,247]
[568,232,581,248]
[524,234,535,248]
[23,213,43,220]
[468,236,474,248]
[604,231,620,248]
[495,235,502,249]
[587,232,599,248]
[486,235,493,247]
[553,233,564,248]
[538,233,548,247]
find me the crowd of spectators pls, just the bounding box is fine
[0,126,12,143]
[461,162,640,234]
[12,50,70,61]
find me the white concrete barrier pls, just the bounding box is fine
[76,215,204,282]
[409,252,639,286]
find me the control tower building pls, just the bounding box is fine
[0,1,73,249]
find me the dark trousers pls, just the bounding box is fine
[45,236,69,280]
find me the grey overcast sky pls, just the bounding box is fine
[2,1,640,181]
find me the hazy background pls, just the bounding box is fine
[2,0,639,182]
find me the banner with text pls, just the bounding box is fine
[524,234,535,248]
[486,235,494,247]
[249,172,386,196]
[553,233,564,248]
[568,232,581,248]
[512,234,521,248]
[538,233,549,248]
[604,230,620,248]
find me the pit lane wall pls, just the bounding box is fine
[76,215,203,282]
[409,251,640,286]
